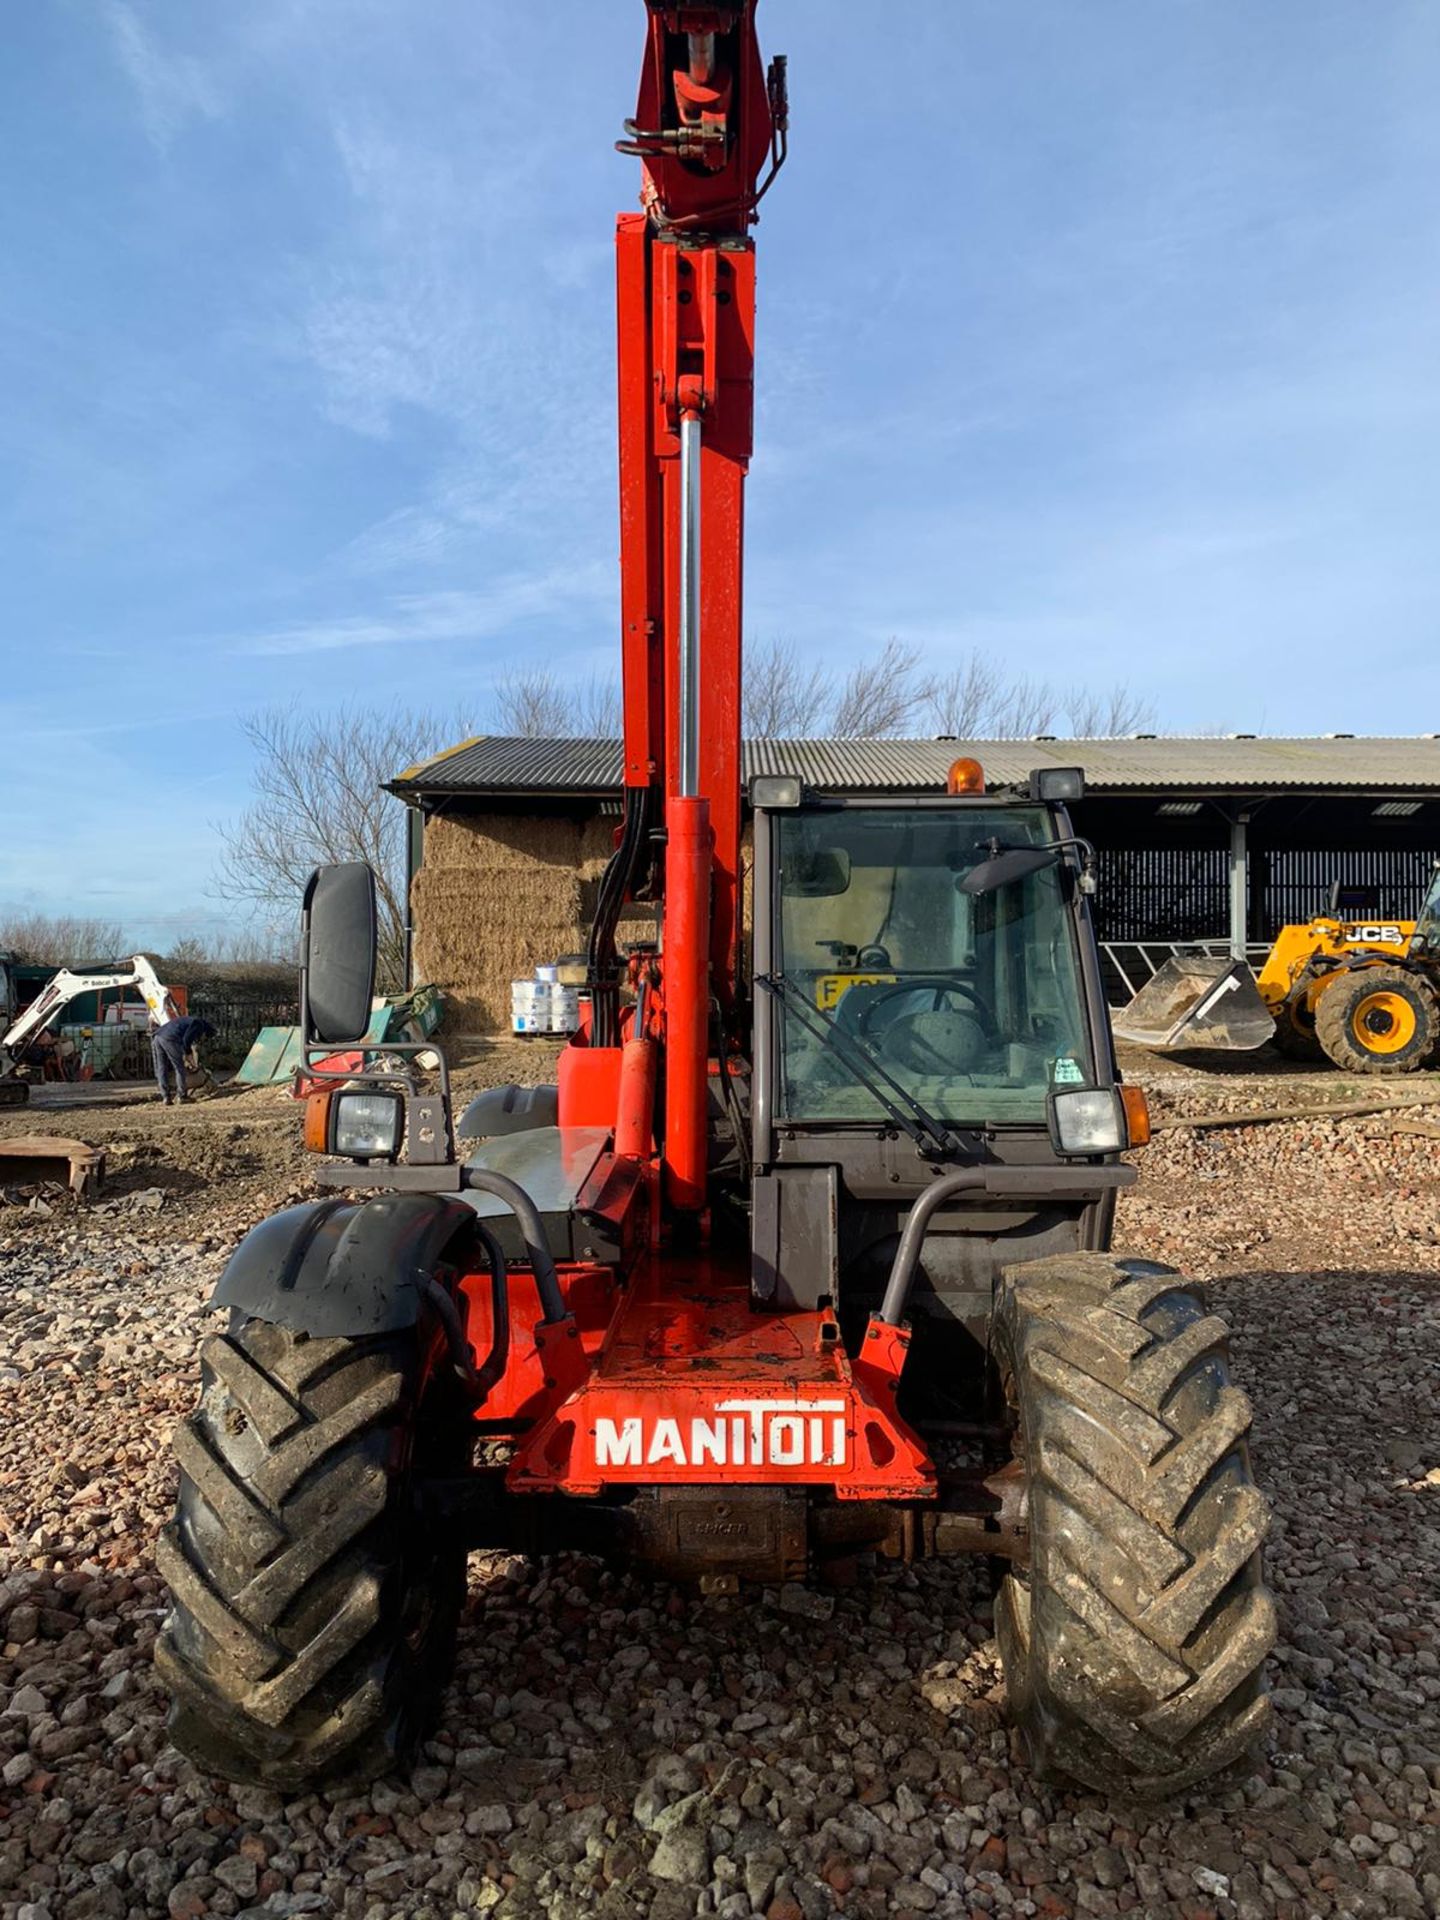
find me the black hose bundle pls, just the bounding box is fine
[420,1223,509,1407]
[587,783,656,1048]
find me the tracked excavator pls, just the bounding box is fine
[0,955,178,1106]
[157,4,1274,1798]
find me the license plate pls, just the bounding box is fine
[814,971,896,1010]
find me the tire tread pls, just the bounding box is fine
[1314,965,1439,1074]
[994,1253,1274,1796]
[157,1317,465,1789]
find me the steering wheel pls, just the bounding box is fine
[855,975,997,1042]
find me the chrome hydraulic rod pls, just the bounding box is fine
[677,411,702,797]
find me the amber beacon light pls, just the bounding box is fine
[946,757,986,795]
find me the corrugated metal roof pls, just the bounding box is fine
[388,734,1440,799]
[391,735,626,795]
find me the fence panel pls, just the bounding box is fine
[1261,848,1439,929]
[1092,847,1229,945]
[189,989,299,1066]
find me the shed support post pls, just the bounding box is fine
[405,807,424,991]
[1229,814,1249,961]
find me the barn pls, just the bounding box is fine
[387,735,1440,1031]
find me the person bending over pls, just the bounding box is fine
[151,1015,216,1105]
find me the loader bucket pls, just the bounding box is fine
[1112,955,1275,1053]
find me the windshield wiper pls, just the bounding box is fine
[755,972,960,1156]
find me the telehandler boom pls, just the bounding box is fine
[158,3,1274,1798]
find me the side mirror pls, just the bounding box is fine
[957,845,1059,896]
[302,863,377,1045]
[782,848,852,898]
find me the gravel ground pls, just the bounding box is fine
[2,1058,1439,1920]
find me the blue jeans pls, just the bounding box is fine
[152,1036,188,1100]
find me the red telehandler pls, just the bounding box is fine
[158,4,1273,1798]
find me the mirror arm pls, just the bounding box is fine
[297,1038,451,1105]
[1054,835,1099,895]
[297,936,312,1053]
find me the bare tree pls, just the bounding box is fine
[492,669,622,738]
[155,929,296,987]
[1062,684,1157,737]
[923,653,1156,740]
[989,674,1059,739]
[159,935,210,975]
[830,639,934,737]
[493,668,580,737]
[743,637,829,735]
[492,641,1161,745]
[573,676,623,736]
[211,923,298,969]
[925,655,1006,736]
[217,707,462,989]
[0,913,131,964]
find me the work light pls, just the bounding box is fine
[1048,1086,1125,1157]
[1028,767,1085,802]
[331,1090,404,1161]
[750,774,802,809]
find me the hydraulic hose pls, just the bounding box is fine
[878,1165,1137,1328]
[460,1168,566,1324]
[419,1221,520,1408]
[418,1276,485,1400]
[587,784,653,1048]
[469,1221,510,1401]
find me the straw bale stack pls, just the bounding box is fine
[414,811,578,1032]
[412,805,744,1034]
[413,808,654,1032]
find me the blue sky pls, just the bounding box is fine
[3,1,1439,947]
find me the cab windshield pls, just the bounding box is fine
[773,805,1093,1127]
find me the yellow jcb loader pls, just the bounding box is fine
[1113,862,1440,1074]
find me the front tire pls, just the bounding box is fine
[1314,965,1439,1074]
[1270,990,1323,1062]
[992,1254,1274,1797]
[156,1316,469,1790]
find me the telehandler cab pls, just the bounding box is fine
[158,3,1273,1798]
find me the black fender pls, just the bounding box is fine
[211,1193,478,1338]
[457,1082,558,1141]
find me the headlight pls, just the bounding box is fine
[1049,1087,1125,1156]
[331,1091,403,1160]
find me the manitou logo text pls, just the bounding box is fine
[593,1398,848,1470]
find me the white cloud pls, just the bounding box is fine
[282,88,615,583]
[292,111,525,440]
[236,570,611,656]
[105,4,223,150]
